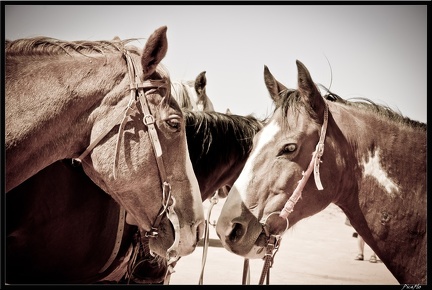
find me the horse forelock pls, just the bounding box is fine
[278,89,318,127]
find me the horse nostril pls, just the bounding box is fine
[229,223,244,243]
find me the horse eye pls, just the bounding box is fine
[280,143,297,155]
[166,118,181,131]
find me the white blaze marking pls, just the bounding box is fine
[362,148,399,198]
[234,119,281,202]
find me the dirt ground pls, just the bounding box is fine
[169,199,399,285]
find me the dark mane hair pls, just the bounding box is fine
[319,85,426,129]
[184,110,263,177]
[277,84,425,130]
[5,36,139,57]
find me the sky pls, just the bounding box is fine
[4,4,427,123]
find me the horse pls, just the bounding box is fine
[171,72,230,200]
[171,71,215,112]
[6,110,263,284]
[216,60,427,284]
[5,26,205,280]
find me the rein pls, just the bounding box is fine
[198,193,220,285]
[243,100,329,285]
[72,49,180,281]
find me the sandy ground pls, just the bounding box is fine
[169,199,400,285]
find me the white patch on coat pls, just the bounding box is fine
[234,119,281,202]
[362,149,399,198]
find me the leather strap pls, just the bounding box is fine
[198,193,219,284]
[279,100,329,219]
[99,206,126,273]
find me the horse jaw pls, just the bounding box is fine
[126,212,138,226]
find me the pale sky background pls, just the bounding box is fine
[4,4,427,123]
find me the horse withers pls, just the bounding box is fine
[216,60,426,284]
[5,26,204,274]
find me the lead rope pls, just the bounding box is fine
[242,258,250,285]
[241,236,281,285]
[198,192,219,284]
[258,235,281,285]
[242,212,287,285]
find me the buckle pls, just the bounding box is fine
[143,114,155,126]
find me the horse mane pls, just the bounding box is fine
[5,36,143,57]
[5,35,172,102]
[184,110,263,175]
[277,84,426,130]
[318,85,426,129]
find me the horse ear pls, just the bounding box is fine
[264,65,288,105]
[141,26,168,79]
[296,60,325,119]
[195,71,207,95]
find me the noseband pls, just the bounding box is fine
[248,100,329,285]
[72,49,181,275]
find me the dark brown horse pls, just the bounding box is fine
[6,110,263,284]
[216,61,426,284]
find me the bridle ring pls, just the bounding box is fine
[260,211,289,236]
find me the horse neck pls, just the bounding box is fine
[330,102,426,192]
[197,158,248,201]
[185,112,259,200]
[5,53,128,192]
[330,102,426,283]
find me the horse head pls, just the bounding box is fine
[5,26,205,262]
[216,60,339,258]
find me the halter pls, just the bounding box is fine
[244,100,329,285]
[72,49,181,276]
[279,100,328,219]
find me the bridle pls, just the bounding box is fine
[242,100,329,285]
[72,48,181,281]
